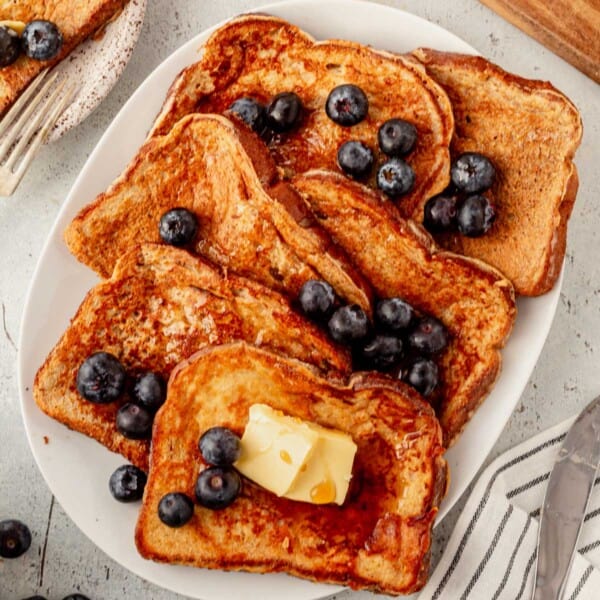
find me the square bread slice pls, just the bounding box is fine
[151,13,454,211]
[412,49,582,296]
[34,244,350,470]
[135,342,448,595]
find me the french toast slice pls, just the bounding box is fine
[64,113,372,313]
[411,49,583,296]
[151,14,454,209]
[34,244,350,470]
[135,342,448,595]
[293,171,516,445]
[0,1,129,115]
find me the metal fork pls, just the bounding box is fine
[0,69,77,196]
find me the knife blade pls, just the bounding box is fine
[533,395,600,600]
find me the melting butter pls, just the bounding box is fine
[234,403,357,505]
[309,479,337,504]
[234,404,318,497]
[284,424,356,505]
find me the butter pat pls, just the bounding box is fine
[234,403,357,505]
[234,404,319,497]
[285,425,357,505]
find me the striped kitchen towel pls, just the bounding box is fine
[419,415,600,600]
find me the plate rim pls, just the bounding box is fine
[47,0,148,142]
[17,1,562,598]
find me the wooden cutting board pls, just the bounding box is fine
[480,0,600,83]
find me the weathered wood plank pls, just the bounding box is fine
[480,0,600,82]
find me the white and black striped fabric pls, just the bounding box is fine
[419,416,600,600]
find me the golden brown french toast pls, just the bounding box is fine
[64,113,372,314]
[293,171,516,445]
[411,49,582,296]
[135,342,448,595]
[149,12,581,297]
[34,244,351,470]
[151,14,454,209]
[0,1,128,114]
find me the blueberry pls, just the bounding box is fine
[378,119,417,156]
[0,25,21,67]
[195,467,241,510]
[199,427,241,466]
[328,305,369,345]
[22,20,63,61]
[450,152,495,194]
[337,141,374,178]
[229,97,266,133]
[403,358,439,397]
[132,372,166,413]
[408,316,449,355]
[456,195,496,237]
[325,84,368,126]
[375,298,414,332]
[0,519,31,558]
[298,279,336,321]
[423,193,458,233]
[158,492,194,527]
[265,92,303,133]
[159,208,198,246]
[109,464,147,502]
[61,595,90,600]
[76,352,126,404]
[359,334,403,371]
[116,403,153,439]
[377,158,415,198]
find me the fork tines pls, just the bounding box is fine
[0,69,77,196]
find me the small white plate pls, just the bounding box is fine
[48,0,147,141]
[18,1,562,599]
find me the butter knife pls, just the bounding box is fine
[532,395,600,600]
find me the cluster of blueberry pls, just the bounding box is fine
[229,91,303,136]
[77,352,243,517]
[158,427,243,528]
[77,352,166,439]
[1,518,88,599]
[229,84,417,199]
[298,280,449,397]
[328,84,417,198]
[108,426,243,525]
[0,20,63,67]
[76,352,169,505]
[424,152,497,237]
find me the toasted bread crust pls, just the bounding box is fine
[293,171,516,445]
[412,49,583,296]
[64,114,372,313]
[135,342,448,595]
[0,1,128,115]
[151,14,454,210]
[533,164,578,295]
[34,245,351,469]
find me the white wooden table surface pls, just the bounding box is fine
[1,1,598,598]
